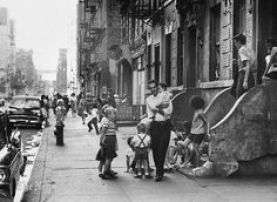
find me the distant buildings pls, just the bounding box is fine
[77,0,121,97]
[0,7,16,95]
[56,49,68,94]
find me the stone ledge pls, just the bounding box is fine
[199,80,233,89]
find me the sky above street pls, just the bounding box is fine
[0,0,77,80]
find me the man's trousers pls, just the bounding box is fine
[149,120,172,177]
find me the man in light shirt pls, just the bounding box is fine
[146,80,173,182]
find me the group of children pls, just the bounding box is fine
[95,83,209,180]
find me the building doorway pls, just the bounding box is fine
[187,26,197,88]
[154,44,160,82]
[257,0,277,83]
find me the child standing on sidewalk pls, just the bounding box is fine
[87,104,100,134]
[131,123,152,178]
[96,106,118,179]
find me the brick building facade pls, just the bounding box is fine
[77,0,121,98]
[77,0,277,120]
[114,0,277,114]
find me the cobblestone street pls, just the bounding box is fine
[21,115,277,202]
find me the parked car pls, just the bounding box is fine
[0,112,25,200]
[7,95,43,129]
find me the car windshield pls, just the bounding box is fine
[10,98,40,109]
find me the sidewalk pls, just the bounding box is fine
[22,116,137,202]
[22,115,277,202]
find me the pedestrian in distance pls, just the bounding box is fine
[177,96,209,168]
[77,94,88,125]
[54,99,66,146]
[69,93,77,118]
[131,123,152,179]
[146,80,173,182]
[87,103,100,135]
[63,95,70,116]
[96,106,118,179]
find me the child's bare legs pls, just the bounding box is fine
[188,143,201,167]
[143,159,151,178]
[135,159,143,178]
[177,138,192,167]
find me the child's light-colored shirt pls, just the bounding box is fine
[55,106,65,126]
[131,133,151,148]
[190,109,208,135]
[100,117,116,136]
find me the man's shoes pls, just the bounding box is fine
[101,173,112,180]
[155,175,163,182]
[106,170,118,179]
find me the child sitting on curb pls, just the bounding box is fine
[177,96,209,168]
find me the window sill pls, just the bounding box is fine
[167,85,184,92]
[199,80,233,89]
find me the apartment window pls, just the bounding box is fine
[132,56,146,105]
[154,44,160,82]
[210,3,221,81]
[121,16,129,43]
[165,33,172,86]
[147,45,152,81]
[234,0,246,35]
[129,17,136,44]
[177,28,184,85]
[153,0,157,10]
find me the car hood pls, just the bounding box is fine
[8,107,40,115]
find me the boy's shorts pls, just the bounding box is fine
[134,148,148,161]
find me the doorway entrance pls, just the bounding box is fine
[257,0,277,83]
[187,26,197,88]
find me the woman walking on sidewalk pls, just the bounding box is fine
[77,93,88,125]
